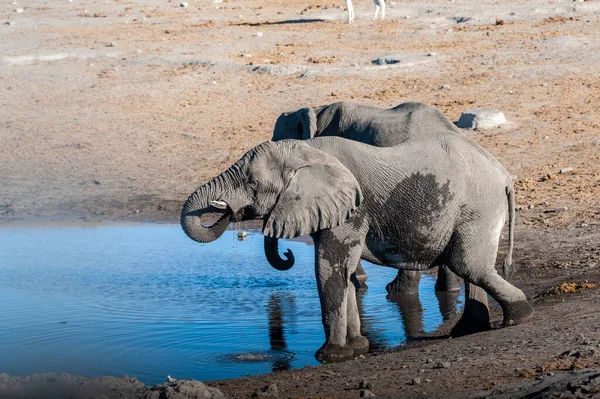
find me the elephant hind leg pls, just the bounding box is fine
[446,222,533,335]
[450,282,491,337]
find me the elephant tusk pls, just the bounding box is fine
[210,200,228,210]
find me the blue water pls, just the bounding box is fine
[0,223,463,385]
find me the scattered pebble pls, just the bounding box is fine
[107,42,117,47]
[255,383,278,398]
[4,20,15,25]
[180,1,188,7]
[240,53,252,57]
[426,358,433,364]
[559,167,574,174]
[412,377,422,385]
[456,108,506,130]
[167,375,177,382]
[434,362,452,369]
[359,379,373,389]
[427,52,436,56]
[441,84,451,89]
[14,8,24,12]
[360,389,376,397]
[543,135,550,139]
[255,31,263,37]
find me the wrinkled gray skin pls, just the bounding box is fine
[181,135,533,361]
[271,101,465,294]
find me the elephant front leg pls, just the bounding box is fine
[314,230,365,362]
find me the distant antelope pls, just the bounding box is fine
[345,0,386,22]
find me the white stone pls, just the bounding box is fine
[180,2,188,7]
[457,108,506,130]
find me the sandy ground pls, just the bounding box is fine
[1,0,600,397]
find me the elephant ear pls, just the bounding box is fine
[298,107,317,140]
[263,144,362,239]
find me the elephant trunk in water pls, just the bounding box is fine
[264,237,295,270]
[181,173,233,243]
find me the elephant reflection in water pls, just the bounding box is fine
[267,293,295,372]
[355,268,462,345]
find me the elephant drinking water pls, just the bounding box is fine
[181,133,532,361]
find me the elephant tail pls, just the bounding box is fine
[503,183,515,280]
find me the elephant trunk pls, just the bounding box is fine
[181,173,232,243]
[264,236,295,270]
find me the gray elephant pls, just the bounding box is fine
[181,133,533,361]
[270,101,464,294]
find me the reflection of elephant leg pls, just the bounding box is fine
[450,282,491,337]
[354,262,368,290]
[434,265,462,292]
[435,289,461,322]
[386,269,421,298]
[393,291,424,339]
[267,295,286,351]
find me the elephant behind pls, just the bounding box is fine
[181,135,531,361]
[271,101,467,293]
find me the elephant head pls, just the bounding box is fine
[181,140,363,270]
[272,107,318,141]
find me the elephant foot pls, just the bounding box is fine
[450,298,491,337]
[450,315,491,337]
[386,270,421,297]
[502,300,534,327]
[348,335,369,353]
[315,343,354,362]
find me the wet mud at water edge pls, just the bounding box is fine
[0,223,463,386]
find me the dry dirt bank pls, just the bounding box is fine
[1,0,599,397]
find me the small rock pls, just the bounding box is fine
[412,377,422,385]
[167,375,177,382]
[419,369,425,373]
[359,379,373,389]
[4,20,15,25]
[237,231,247,241]
[441,84,451,89]
[559,167,574,174]
[372,56,401,65]
[456,108,506,130]
[240,53,253,58]
[107,42,117,47]
[360,389,376,397]
[255,31,263,37]
[528,204,535,209]
[434,362,452,369]
[427,52,436,56]
[554,206,568,212]
[426,358,433,364]
[543,135,550,139]
[180,1,188,7]
[254,383,278,397]
[14,8,24,12]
